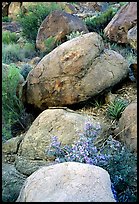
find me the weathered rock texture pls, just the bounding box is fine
[104,2,137,44]
[127,25,137,50]
[2,163,27,202]
[26,32,128,109]
[118,102,137,153]
[8,2,22,20]
[2,2,10,17]
[16,162,116,202]
[17,108,100,161]
[36,10,89,51]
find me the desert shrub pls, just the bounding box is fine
[2,64,25,140]
[66,31,84,40]
[2,42,36,64]
[107,98,129,120]
[2,31,19,44]
[17,2,63,43]
[2,43,21,64]
[84,7,118,32]
[46,121,137,202]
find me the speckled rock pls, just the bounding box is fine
[16,162,116,202]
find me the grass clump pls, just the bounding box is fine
[84,6,118,32]
[17,2,63,43]
[2,64,25,140]
[44,36,57,54]
[66,31,84,40]
[46,121,137,202]
[107,98,129,120]
[2,42,36,64]
[2,31,19,44]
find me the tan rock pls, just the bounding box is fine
[8,2,22,20]
[36,10,89,52]
[118,102,137,153]
[26,33,128,109]
[2,135,24,154]
[16,162,116,202]
[2,2,10,17]
[127,25,137,50]
[17,108,101,160]
[104,2,137,44]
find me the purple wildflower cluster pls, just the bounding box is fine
[47,121,109,166]
[46,121,137,202]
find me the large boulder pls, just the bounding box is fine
[104,2,137,44]
[2,163,27,202]
[8,2,22,20]
[127,25,137,50]
[36,10,89,51]
[118,102,137,153]
[17,108,101,161]
[25,32,128,109]
[16,162,116,202]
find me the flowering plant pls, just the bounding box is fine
[46,121,137,202]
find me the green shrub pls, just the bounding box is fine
[2,16,12,22]
[17,2,63,43]
[2,42,36,64]
[84,7,118,32]
[66,31,84,40]
[2,64,24,140]
[2,31,19,44]
[2,43,21,64]
[107,98,129,120]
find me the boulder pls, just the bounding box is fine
[56,2,77,14]
[118,102,137,153]
[2,135,24,155]
[16,162,116,202]
[8,2,22,20]
[14,156,53,176]
[26,32,128,109]
[17,108,101,160]
[104,2,137,44]
[36,10,89,51]
[127,25,137,50]
[2,2,11,17]
[2,163,27,202]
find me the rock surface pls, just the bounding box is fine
[104,2,137,44]
[14,156,53,176]
[16,162,116,202]
[36,10,89,51]
[26,32,128,109]
[17,108,101,160]
[127,25,137,50]
[118,102,137,153]
[2,163,27,202]
[8,2,22,20]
